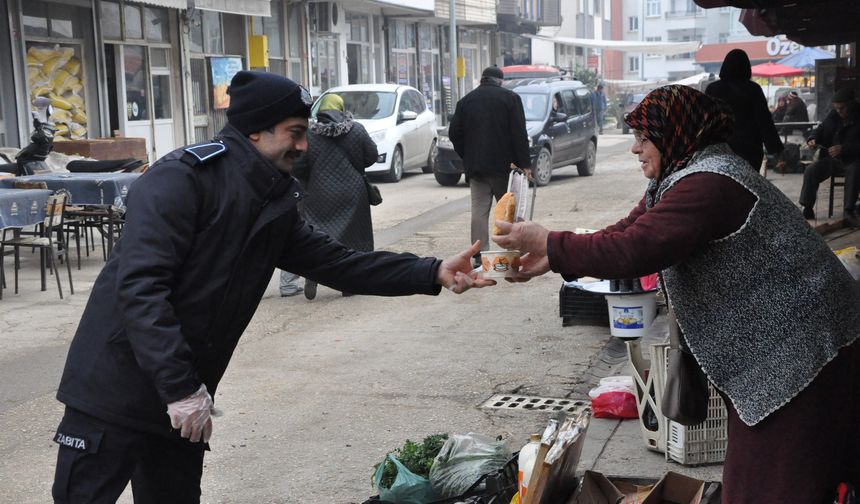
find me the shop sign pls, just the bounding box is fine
[766,37,801,57]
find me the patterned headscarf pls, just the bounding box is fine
[624,85,734,180]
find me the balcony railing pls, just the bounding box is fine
[665,9,704,18]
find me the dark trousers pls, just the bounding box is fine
[53,407,205,504]
[800,158,860,212]
[720,338,860,504]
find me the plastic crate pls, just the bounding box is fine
[658,344,728,466]
[559,283,609,327]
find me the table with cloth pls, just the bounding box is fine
[0,188,52,295]
[0,173,141,256]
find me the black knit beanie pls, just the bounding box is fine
[226,71,312,136]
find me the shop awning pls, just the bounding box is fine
[128,0,185,8]
[526,34,701,56]
[192,0,271,17]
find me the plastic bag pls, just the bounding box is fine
[374,454,440,504]
[588,376,638,419]
[429,433,511,498]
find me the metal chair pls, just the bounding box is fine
[0,193,73,299]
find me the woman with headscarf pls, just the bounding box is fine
[706,48,783,171]
[279,93,379,299]
[494,85,860,503]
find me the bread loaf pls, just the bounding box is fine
[492,192,517,235]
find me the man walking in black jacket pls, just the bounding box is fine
[800,88,860,225]
[51,71,494,503]
[448,66,531,266]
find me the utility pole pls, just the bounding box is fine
[449,0,457,109]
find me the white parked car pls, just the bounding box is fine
[311,84,438,182]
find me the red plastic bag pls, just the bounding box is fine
[639,273,658,292]
[588,377,638,419]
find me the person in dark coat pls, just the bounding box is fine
[800,88,860,224]
[784,90,810,123]
[51,71,494,503]
[448,66,531,267]
[280,93,378,299]
[705,48,783,171]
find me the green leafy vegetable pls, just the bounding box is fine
[373,433,449,489]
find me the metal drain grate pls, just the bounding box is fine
[480,394,589,413]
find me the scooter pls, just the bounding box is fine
[0,98,143,176]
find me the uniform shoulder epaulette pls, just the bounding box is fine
[181,140,227,166]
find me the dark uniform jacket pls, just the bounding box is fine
[809,104,860,164]
[448,81,531,178]
[57,124,442,436]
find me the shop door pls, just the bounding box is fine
[117,45,175,162]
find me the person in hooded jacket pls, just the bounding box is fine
[705,48,783,171]
[51,71,494,504]
[280,93,378,299]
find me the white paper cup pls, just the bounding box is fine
[480,250,521,278]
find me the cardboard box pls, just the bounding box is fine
[568,471,624,504]
[641,471,704,504]
[52,137,148,164]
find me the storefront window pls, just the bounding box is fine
[101,1,122,40]
[50,4,75,38]
[124,45,149,121]
[27,42,87,140]
[222,14,244,55]
[22,4,49,37]
[152,74,171,120]
[123,4,143,40]
[203,11,223,54]
[23,1,83,39]
[145,7,169,43]
[287,3,302,59]
[189,10,204,53]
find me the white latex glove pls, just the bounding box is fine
[166,384,213,443]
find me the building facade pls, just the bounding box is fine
[0,0,560,158]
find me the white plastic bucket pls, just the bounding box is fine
[605,292,657,338]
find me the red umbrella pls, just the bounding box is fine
[750,62,805,78]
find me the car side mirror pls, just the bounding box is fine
[399,110,418,123]
[552,111,568,122]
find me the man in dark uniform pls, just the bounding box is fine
[448,66,531,268]
[51,71,494,503]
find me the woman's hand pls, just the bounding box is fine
[492,221,552,282]
[505,252,551,282]
[492,220,550,256]
[436,240,497,293]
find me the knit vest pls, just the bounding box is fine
[654,143,860,426]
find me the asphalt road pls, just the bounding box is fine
[0,133,650,503]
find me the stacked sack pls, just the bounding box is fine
[27,44,87,141]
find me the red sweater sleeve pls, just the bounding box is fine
[547,172,756,279]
